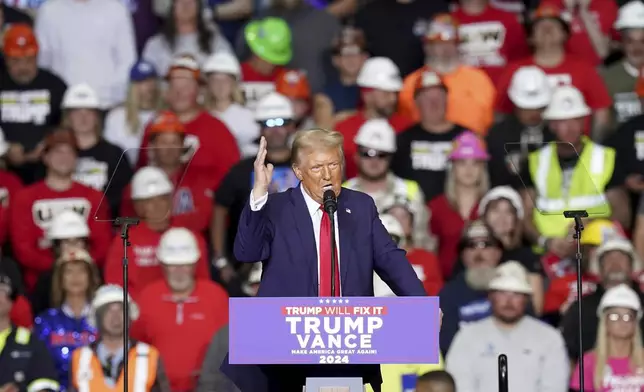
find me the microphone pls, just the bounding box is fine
[323,189,337,214]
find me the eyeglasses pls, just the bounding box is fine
[359,149,392,159]
[259,118,292,128]
[465,240,495,249]
[607,313,636,323]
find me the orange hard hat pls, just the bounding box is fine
[3,24,39,58]
[149,111,185,134]
[275,70,311,100]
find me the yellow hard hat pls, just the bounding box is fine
[580,219,623,246]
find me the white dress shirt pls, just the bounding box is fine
[249,185,342,295]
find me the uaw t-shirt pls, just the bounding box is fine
[391,124,465,201]
[239,62,284,112]
[0,69,66,151]
[572,352,644,391]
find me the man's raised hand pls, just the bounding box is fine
[252,136,274,200]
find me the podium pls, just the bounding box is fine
[229,296,440,391]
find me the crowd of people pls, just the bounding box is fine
[2,0,644,390]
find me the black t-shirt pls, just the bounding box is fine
[486,115,555,189]
[518,143,625,191]
[391,123,466,200]
[75,139,133,217]
[354,0,449,77]
[606,113,644,176]
[215,156,298,260]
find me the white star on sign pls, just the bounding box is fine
[332,299,337,304]
[326,299,331,304]
[319,299,324,304]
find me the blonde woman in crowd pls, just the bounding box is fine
[33,248,101,392]
[202,52,259,157]
[478,186,544,315]
[429,131,490,280]
[104,60,161,166]
[571,284,644,391]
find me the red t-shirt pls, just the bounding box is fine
[10,181,112,291]
[103,222,210,301]
[120,166,214,234]
[495,55,612,114]
[132,279,229,392]
[543,274,598,314]
[407,249,444,295]
[541,0,618,66]
[335,112,411,179]
[452,5,530,84]
[137,112,240,191]
[0,170,23,246]
[10,295,33,328]
[240,62,286,110]
[428,194,479,279]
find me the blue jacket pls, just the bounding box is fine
[33,307,97,391]
[222,186,427,392]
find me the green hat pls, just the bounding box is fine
[245,17,292,66]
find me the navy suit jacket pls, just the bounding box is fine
[221,186,426,392]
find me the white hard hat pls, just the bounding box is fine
[356,57,403,92]
[56,248,93,265]
[62,83,100,109]
[488,261,532,294]
[508,66,552,109]
[156,227,201,265]
[380,214,405,238]
[597,283,642,319]
[0,127,8,157]
[131,166,174,200]
[542,85,591,120]
[88,284,140,328]
[589,238,641,276]
[202,52,241,79]
[255,92,294,121]
[615,1,644,29]
[354,119,397,153]
[48,210,90,240]
[478,186,524,219]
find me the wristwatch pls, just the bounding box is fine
[213,257,229,269]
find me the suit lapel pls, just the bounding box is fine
[337,191,354,289]
[289,188,318,295]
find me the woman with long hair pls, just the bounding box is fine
[33,248,101,392]
[202,52,259,157]
[142,0,232,77]
[104,60,161,166]
[428,131,490,280]
[571,284,644,391]
[479,186,544,315]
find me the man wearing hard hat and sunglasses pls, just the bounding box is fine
[69,285,170,392]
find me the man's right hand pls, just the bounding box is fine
[6,144,25,166]
[0,383,18,392]
[252,136,274,200]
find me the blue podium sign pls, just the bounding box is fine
[229,296,440,365]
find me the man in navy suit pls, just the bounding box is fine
[221,129,429,392]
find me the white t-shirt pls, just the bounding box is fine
[103,107,156,165]
[211,104,260,158]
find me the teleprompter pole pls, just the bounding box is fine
[564,209,589,392]
[114,217,140,392]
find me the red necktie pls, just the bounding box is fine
[319,205,340,296]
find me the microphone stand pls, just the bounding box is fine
[328,212,338,297]
[498,354,508,392]
[564,209,588,392]
[114,217,140,392]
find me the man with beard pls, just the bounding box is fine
[561,238,644,363]
[343,119,431,251]
[438,220,504,355]
[69,285,170,392]
[446,262,569,392]
[335,57,411,179]
[134,228,229,392]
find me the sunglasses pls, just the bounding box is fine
[259,118,293,128]
[465,240,496,249]
[607,313,635,323]
[359,149,392,159]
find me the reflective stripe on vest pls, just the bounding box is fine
[529,141,614,239]
[76,343,152,392]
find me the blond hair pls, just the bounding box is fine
[444,162,490,208]
[125,83,162,135]
[203,75,245,109]
[594,313,644,389]
[291,128,344,166]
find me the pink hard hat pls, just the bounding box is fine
[448,131,490,161]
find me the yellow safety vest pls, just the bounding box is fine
[528,139,614,240]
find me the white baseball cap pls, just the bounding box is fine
[131,166,174,200]
[508,66,552,109]
[156,227,201,265]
